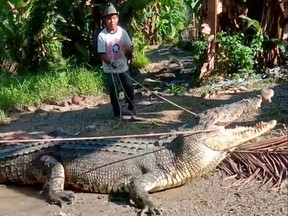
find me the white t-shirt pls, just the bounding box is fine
[97,26,133,73]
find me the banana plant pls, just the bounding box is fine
[0,0,35,72]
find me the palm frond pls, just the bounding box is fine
[219,134,288,191]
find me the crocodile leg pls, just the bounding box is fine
[130,171,163,216]
[35,155,76,207]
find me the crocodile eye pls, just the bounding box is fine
[154,141,160,147]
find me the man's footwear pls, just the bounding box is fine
[113,115,121,121]
[129,109,136,119]
[128,107,137,116]
[128,104,137,115]
[121,108,137,116]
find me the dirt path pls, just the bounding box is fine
[0,45,287,216]
[1,173,287,216]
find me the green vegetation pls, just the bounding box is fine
[189,38,208,70]
[166,84,186,95]
[0,0,192,74]
[129,0,191,67]
[1,0,287,119]
[131,0,189,45]
[215,16,266,78]
[187,15,288,83]
[130,19,151,68]
[216,32,257,78]
[132,50,151,69]
[0,67,104,112]
[0,0,97,73]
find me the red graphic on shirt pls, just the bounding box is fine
[108,39,123,61]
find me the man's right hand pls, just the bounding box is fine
[110,60,117,69]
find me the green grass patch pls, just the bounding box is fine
[0,67,105,112]
[166,84,186,95]
[132,50,151,69]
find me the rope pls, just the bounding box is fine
[108,71,137,129]
[0,128,216,143]
[110,72,122,127]
[1,59,200,143]
[81,146,167,175]
[123,72,198,117]
[81,134,288,175]
[117,72,137,116]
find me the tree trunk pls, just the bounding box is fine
[199,0,217,79]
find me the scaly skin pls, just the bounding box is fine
[0,89,276,215]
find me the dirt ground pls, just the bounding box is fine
[0,45,287,216]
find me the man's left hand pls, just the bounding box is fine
[122,45,133,60]
[122,45,133,54]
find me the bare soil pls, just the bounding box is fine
[0,45,287,216]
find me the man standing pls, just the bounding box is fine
[97,3,136,120]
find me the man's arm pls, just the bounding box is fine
[100,53,117,69]
[122,30,134,59]
[97,34,116,68]
[100,53,111,65]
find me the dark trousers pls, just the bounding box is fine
[106,70,135,117]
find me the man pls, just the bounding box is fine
[97,3,136,120]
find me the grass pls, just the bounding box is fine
[0,67,105,112]
[132,50,151,69]
[166,84,186,95]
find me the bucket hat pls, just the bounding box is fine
[102,3,118,17]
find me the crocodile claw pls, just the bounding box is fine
[138,205,163,216]
[47,190,77,207]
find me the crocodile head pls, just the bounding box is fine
[198,88,275,128]
[202,120,277,151]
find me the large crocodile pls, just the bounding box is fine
[0,89,276,215]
